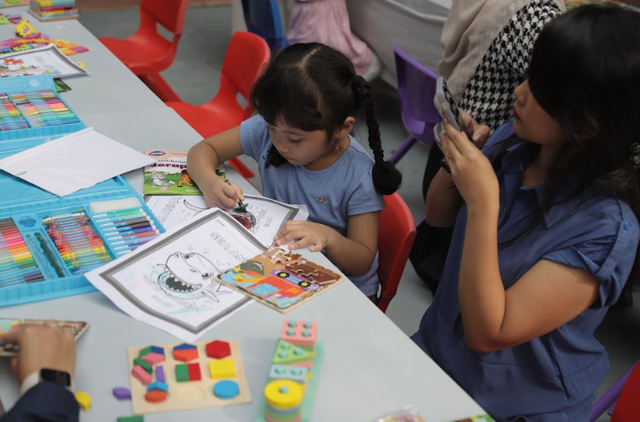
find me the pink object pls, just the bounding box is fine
[112,387,131,400]
[287,0,373,75]
[281,321,317,347]
[132,365,152,385]
[141,352,165,365]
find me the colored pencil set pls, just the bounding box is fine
[92,207,160,256]
[0,217,45,286]
[43,209,112,275]
[9,89,80,128]
[0,93,29,131]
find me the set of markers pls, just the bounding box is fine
[8,89,80,128]
[91,206,160,257]
[43,209,112,275]
[0,93,29,131]
[0,217,45,286]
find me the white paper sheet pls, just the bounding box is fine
[145,194,309,246]
[0,44,89,78]
[0,127,156,196]
[86,209,268,341]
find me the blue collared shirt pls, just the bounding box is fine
[412,120,639,422]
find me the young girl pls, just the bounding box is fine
[187,42,402,299]
[412,5,640,421]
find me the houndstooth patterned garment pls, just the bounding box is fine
[458,0,562,131]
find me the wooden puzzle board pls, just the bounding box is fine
[127,339,251,414]
[216,247,346,313]
[0,0,29,9]
[0,318,89,357]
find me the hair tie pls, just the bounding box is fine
[353,75,365,90]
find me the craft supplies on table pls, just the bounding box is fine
[0,75,165,307]
[29,0,78,22]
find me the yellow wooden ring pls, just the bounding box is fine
[264,380,304,410]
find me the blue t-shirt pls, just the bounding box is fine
[240,115,384,296]
[412,120,640,422]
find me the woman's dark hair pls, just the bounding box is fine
[499,5,640,300]
[249,42,401,195]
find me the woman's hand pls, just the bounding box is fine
[441,116,499,215]
[201,177,244,210]
[458,109,492,149]
[274,221,337,252]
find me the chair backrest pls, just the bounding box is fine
[377,193,417,313]
[394,45,440,147]
[219,31,271,120]
[141,0,189,36]
[610,363,640,422]
[241,0,287,51]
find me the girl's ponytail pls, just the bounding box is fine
[353,76,402,195]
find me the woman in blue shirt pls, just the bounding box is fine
[412,5,640,421]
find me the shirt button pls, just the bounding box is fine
[624,221,631,231]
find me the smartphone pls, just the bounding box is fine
[434,76,472,152]
[435,76,462,133]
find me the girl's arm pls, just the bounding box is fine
[187,126,245,209]
[275,211,379,276]
[440,119,600,353]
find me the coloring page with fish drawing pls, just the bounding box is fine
[86,209,268,341]
[145,194,308,246]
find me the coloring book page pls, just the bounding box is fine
[145,194,309,247]
[86,209,268,341]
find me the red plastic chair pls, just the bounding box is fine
[166,31,270,179]
[609,362,640,422]
[377,193,417,313]
[99,0,189,102]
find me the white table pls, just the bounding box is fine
[0,8,485,422]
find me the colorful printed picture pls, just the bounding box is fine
[143,149,223,195]
[0,317,90,357]
[217,246,344,312]
[145,194,307,247]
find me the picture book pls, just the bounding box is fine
[144,149,222,196]
[216,245,345,313]
[0,317,90,357]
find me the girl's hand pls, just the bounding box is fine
[459,109,492,149]
[202,177,244,210]
[274,221,337,252]
[441,117,499,214]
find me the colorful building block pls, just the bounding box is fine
[206,340,231,359]
[117,417,143,422]
[155,365,165,383]
[141,352,165,365]
[147,381,168,392]
[281,320,317,348]
[173,344,198,362]
[144,389,168,403]
[208,359,236,379]
[213,380,239,399]
[187,363,202,381]
[133,357,152,374]
[175,364,190,382]
[269,364,309,384]
[112,387,131,400]
[132,365,152,385]
[151,346,164,355]
[75,391,91,411]
[138,346,152,357]
[272,340,313,365]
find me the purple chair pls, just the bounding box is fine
[589,363,637,422]
[389,45,440,164]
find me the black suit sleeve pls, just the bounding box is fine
[1,382,80,422]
